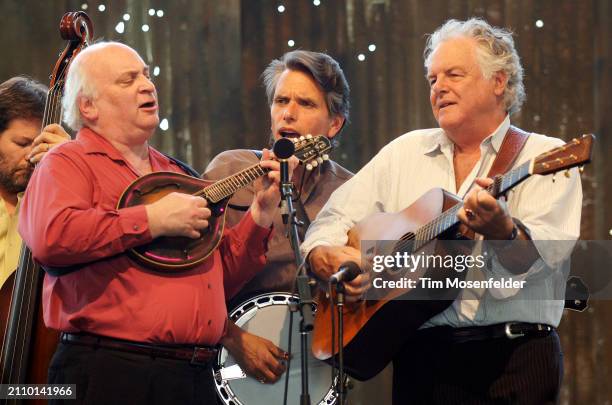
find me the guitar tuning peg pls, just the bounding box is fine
[317,157,323,164]
[564,170,570,178]
[579,166,584,174]
[552,174,556,183]
[322,154,329,160]
[306,134,312,139]
[299,136,305,141]
[311,160,319,168]
[306,163,313,171]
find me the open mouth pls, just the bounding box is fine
[439,101,455,110]
[279,129,300,138]
[139,101,157,109]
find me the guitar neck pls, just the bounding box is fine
[412,160,532,249]
[200,163,270,203]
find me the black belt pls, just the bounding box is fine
[60,333,218,366]
[417,322,554,344]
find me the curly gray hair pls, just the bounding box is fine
[424,18,526,115]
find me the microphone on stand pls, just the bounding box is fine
[272,138,295,225]
[330,261,362,405]
[330,261,363,285]
[272,137,295,160]
[272,137,313,404]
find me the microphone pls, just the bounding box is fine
[272,138,295,224]
[330,261,363,285]
[272,137,295,160]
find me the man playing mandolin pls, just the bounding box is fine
[18,42,291,404]
[302,18,582,404]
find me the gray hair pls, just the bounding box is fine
[424,18,526,115]
[62,41,116,130]
[262,50,350,123]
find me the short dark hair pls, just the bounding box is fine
[0,76,47,133]
[262,50,350,123]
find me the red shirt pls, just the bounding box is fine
[18,128,271,345]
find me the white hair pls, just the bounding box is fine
[424,18,526,115]
[62,41,120,130]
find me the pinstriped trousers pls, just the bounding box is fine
[392,330,562,405]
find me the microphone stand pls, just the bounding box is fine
[334,281,346,405]
[279,158,314,405]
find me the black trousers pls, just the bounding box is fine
[392,330,563,405]
[48,342,218,405]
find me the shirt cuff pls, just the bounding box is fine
[118,204,153,248]
[233,210,274,252]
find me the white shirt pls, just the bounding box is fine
[301,116,582,328]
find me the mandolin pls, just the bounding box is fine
[311,134,595,381]
[118,135,332,272]
[0,11,93,396]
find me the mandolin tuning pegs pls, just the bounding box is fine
[322,154,329,160]
[306,134,312,139]
[317,157,323,164]
[311,160,319,168]
[564,170,571,178]
[579,166,584,174]
[299,136,305,141]
[306,163,313,171]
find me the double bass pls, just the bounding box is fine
[0,12,93,397]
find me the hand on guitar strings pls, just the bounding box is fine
[250,148,298,228]
[27,123,71,164]
[221,321,289,384]
[308,245,371,302]
[457,177,515,240]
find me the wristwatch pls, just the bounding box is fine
[493,218,530,251]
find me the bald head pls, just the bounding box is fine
[62,42,148,131]
[61,41,158,146]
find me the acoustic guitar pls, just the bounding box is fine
[118,135,331,272]
[311,134,594,380]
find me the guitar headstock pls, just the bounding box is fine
[533,134,594,176]
[291,135,333,170]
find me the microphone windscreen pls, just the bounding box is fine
[339,261,362,282]
[273,137,295,159]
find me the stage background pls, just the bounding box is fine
[1,1,610,403]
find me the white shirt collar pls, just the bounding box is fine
[423,115,511,155]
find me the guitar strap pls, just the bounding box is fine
[162,153,201,177]
[486,125,530,178]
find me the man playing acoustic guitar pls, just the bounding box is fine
[303,18,582,404]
